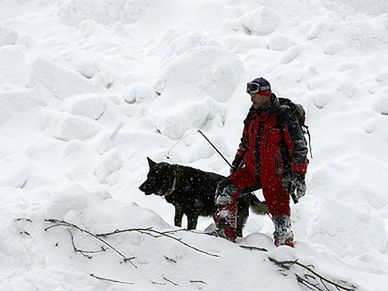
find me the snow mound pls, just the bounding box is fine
[373,89,388,115]
[323,0,388,16]
[309,200,388,256]
[156,100,215,140]
[0,25,17,47]
[94,149,123,184]
[53,114,100,141]
[279,45,302,64]
[267,35,297,51]
[0,46,27,86]
[46,185,169,230]
[155,46,245,102]
[307,19,388,51]
[121,82,157,104]
[324,41,345,55]
[70,95,107,120]
[0,154,32,188]
[0,89,44,125]
[166,31,220,59]
[268,245,298,262]
[60,0,156,26]
[240,232,275,251]
[243,8,282,36]
[29,58,94,100]
[45,185,89,220]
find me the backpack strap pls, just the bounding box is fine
[303,124,313,159]
[274,100,313,159]
[273,103,289,132]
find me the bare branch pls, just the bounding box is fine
[269,257,356,291]
[268,257,298,270]
[96,227,219,257]
[45,219,137,268]
[68,230,106,259]
[90,273,133,285]
[15,218,32,223]
[293,260,356,291]
[151,281,167,285]
[163,277,179,286]
[296,273,321,291]
[164,256,177,264]
[96,227,152,237]
[239,245,268,252]
[241,246,356,291]
[190,280,207,285]
[69,230,92,259]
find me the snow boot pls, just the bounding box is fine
[273,215,294,247]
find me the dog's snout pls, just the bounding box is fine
[139,182,146,191]
[139,182,153,195]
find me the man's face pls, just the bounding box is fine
[250,92,271,109]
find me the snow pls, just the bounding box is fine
[1,0,388,290]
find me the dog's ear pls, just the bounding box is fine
[147,157,156,168]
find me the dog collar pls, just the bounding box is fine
[163,174,177,197]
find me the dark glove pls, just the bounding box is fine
[293,173,306,200]
[230,156,243,174]
[216,178,232,194]
[282,173,306,203]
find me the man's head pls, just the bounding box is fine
[246,77,272,109]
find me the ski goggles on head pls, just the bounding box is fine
[246,82,271,94]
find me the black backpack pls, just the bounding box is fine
[277,97,313,158]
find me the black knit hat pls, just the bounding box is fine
[246,77,272,95]
[251,77,271,91]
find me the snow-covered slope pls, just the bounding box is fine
[1,0,388,290]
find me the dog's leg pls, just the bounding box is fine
[174,204,184,227]
[237,200,249,237]
[186,213,199,230]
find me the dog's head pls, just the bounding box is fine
[139,157,176,196]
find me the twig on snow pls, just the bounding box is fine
[239,245,268,252]
[96,227,219,257]
[269,257,356,291]
[296,273,322,291]
[90,273,133,285]
[164,256,177,264]
[268,257,298,270]
[151,281,167,285]
[163,276,179,286]
[15,218,33,236]
[68,230,106,259]
[44,219,137,268]
[15,218,33,223]
[241,245,356,291]
[190,280,207,285]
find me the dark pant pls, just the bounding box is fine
[214,167,293,245]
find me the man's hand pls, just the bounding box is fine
[230,156,243,174]
[283,173,306,203]
[293,173,306,200]
[216,178,232,194]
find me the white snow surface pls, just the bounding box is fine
[1,0,388,290]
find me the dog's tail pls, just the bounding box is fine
[249,194,269,215]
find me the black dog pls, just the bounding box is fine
[139,157,267,237]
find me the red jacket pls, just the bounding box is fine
[231,94,308,186]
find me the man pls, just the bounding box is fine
[212,77,308,247]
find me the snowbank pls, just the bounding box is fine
[1,0,388,290]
